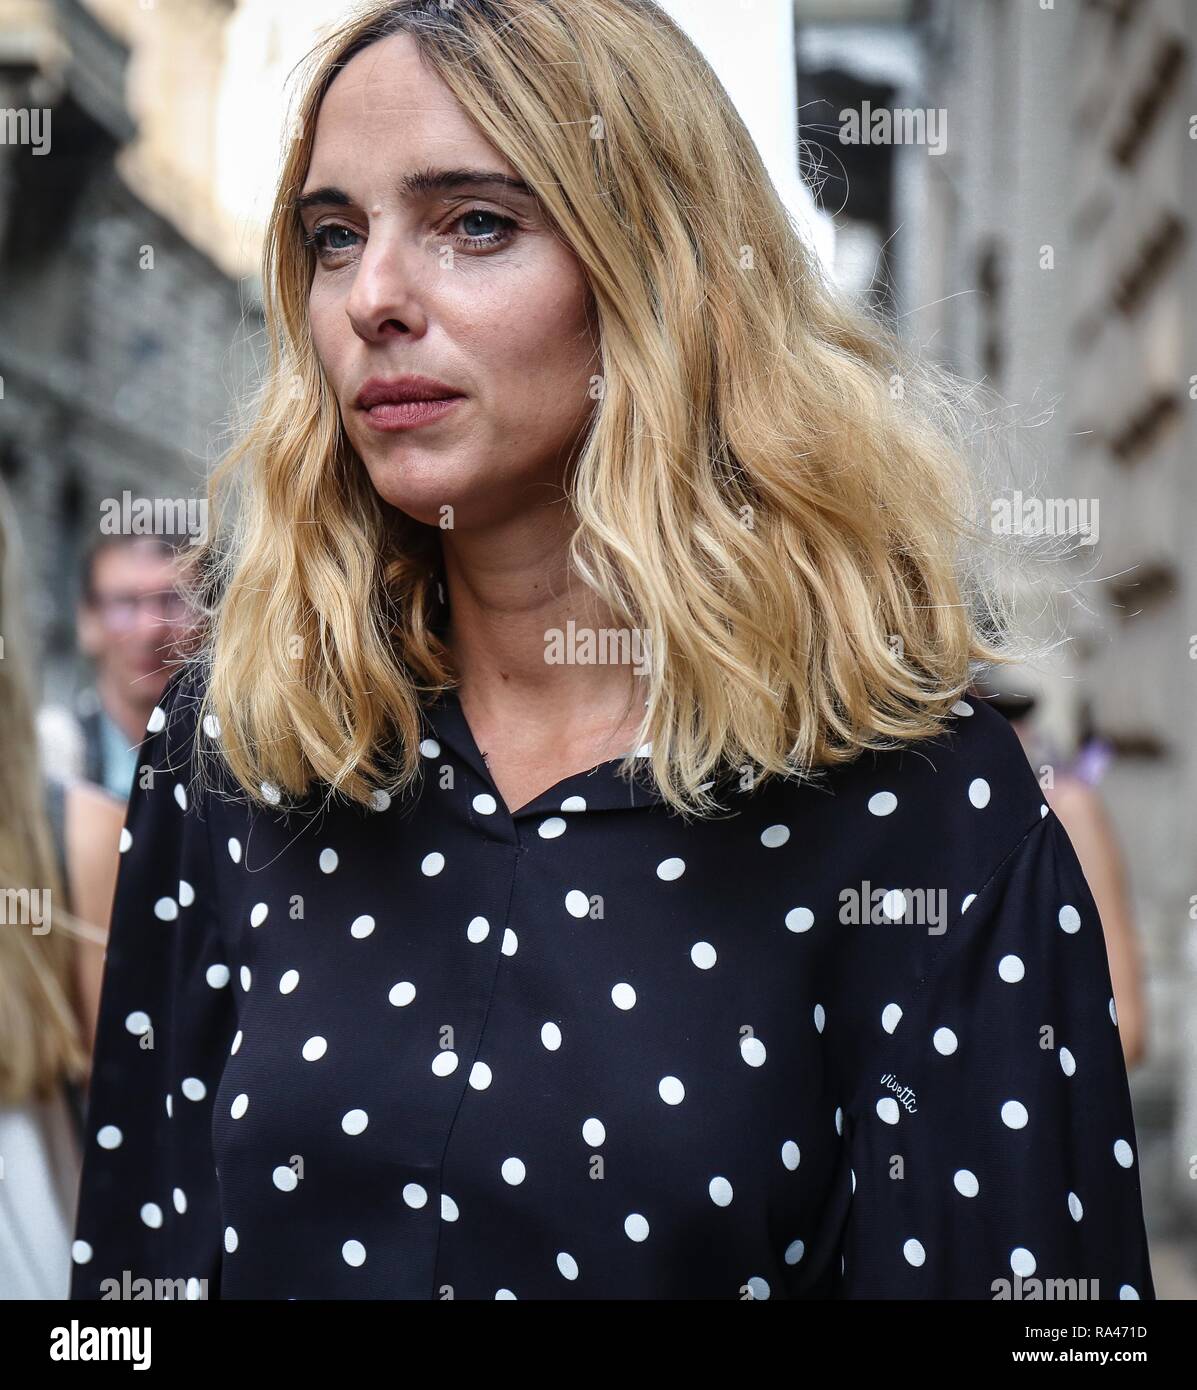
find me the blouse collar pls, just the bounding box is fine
[421,686,668,819]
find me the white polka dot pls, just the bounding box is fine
[469,1061,492,1090]
[813,1003,826,1033]
[472,793,497,815]
[868,791,897,816]
[561,795,586,812]
[740,1035,766,1067]
[370,788,391,812]
[881,888,907,920]
[835,1106,843,1134]
[273,1165,298,1192]
[968,777,991,808]
[495,1288,516,1299]
[1119,1284,1140,1300]
[556,1251,579,1280]
[224,1226,238,1253]
[582,1118,606,1147]
[403,1183,428,1208]
[240,965,251,992]
[1041,803,1049,818]
[342,1108,368,1135]
[1058,904,1081,933]
[1059,1046,1076,1077]
[441,1194,459,1221]
[350,915,375,939]
[318,847,338,874]
[501,928,518,955]
[961,893,976,913]
[876,1097,900,1124]
[658,1075,685,1104]
[1109,996,1119,1026]
[202,713,221,739]
[432,1050,459,1077]
[611,982,637,1010]
[501,1157,526,1185]
[1001,1099,1028,1129]
[1113,1138,1134,1168]
[784,1239,805,1265]
[71,1240,93,1264]
[230,1093,248,1119]
[760,824,789,848]
[565,889,590,918]
[419,738,440,758]
[185,1277,202,1299]
[118,827,132,853]
[745,1275,770,1299]
[656,856,685,880]
[342,1239,365,1267]
[903,1238,925,1267]
[998,954,1024,983]
[781,1140,800,1170]
[1068,1191,1083,1221]
[279,969,299,994]
[227,837,242,864]
[206,963,230,989]
[624,1213,649,1242]
[709,1176,733,1206]
[260,781,280,806]
[302,1036,327,1061]
[541,1021,562,1050]
[954,1170,979,1198]
[882,1002,903,1034]
[538,816,566,838]
[97,1124,122,1150]
[165,1094,173,1117]
[250,902,268,927]
[1010,1247,1036,1277]
[690,941,717,969]
[421,851,444,876]
[467,916,489,943]
[933,1027,957,1056]
[181,1077,206,1101]
[785,906,814,932]
[146,705,166,734]
[140,1203,163,1229]
[178,880,194,908]
[231,1030,243,1054]
[388,981,416,1006]
[951,700,973,716]
[153,897,178,922]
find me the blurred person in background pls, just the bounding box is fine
[38,535,192,802]
[0,480,124,1299]
[974,679,1148,1071]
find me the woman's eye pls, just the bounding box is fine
[305,223,360,258]
[449,208,517,248]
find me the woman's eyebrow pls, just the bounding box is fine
[294,167,534,214]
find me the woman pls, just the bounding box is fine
[70,0,1153,1300]
[0,479,124,1299]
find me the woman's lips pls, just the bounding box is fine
[361,397,465,431]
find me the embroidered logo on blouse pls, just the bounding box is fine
[879,1072,918,1115]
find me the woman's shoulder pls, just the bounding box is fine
[793,692,1050,896]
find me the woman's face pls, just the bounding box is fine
[300,33,600,532]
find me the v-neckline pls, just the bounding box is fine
[423,685,660,820]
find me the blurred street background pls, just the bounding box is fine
[0,0,1194,1297]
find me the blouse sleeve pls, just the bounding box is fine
[70,668,236,1301]
[839,810,1155,1300]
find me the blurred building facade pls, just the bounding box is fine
[892,0,1197,1252]
[0,0,261,688]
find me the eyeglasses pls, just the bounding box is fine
[89,589,190,630]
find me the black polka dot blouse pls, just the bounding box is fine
[70,666,1155,1300]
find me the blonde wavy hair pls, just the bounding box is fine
[181,0,1024,819]
[0,479,89,1102]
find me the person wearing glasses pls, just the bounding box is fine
[39,535,193,801]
